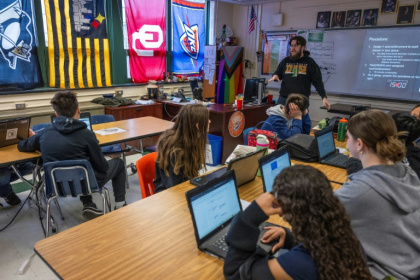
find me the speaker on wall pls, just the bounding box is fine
[272,13,283,26]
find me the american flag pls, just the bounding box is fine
[248,5,257,34]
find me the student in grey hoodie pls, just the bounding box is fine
[335,110,420,280]
[261,93,311,140]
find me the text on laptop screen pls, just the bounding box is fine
[261,152,291,193]
[190,178,240,240]
[317,131,336,159]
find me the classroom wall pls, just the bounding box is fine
[216,0,420,122]
[0,83,198,126]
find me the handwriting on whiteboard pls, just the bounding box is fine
[308,42,334,59]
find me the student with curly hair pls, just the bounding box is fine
[153,104,210,193]
[224,165,372,280]
[336,110,420,279]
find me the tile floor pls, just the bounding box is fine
[0,154,219,279]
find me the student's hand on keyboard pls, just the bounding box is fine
[261,226,285,253]
[256,192,282,216]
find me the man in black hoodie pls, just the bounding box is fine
[18,91,127,220]
[268,36,330,110]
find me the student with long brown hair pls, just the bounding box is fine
[153,104,209,193]
[336,110,420,279]
[224,165,372,280]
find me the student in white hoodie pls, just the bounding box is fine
[335,110,420,280]
[261,93,311,140]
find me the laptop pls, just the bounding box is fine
[50,112,93,130]
[259,146,291,193]
[190,148,267,187]
[186,170,278,259]
[0,117,31,148]
[315,126,350,169]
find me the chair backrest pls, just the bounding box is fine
[32,123,50,134]
[91,114,116,125]
[135,152,157,199]
[44,159,99,198]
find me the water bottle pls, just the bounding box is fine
[256,134,269,176]
[337,118,348,142]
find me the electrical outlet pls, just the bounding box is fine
[15,103,26,110]
[115,90,123,97]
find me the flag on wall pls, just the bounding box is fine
[248,5,257,34]
[43,0,111,88]
[172,0,205,75]
[0,0,42,90]
[125,0,166,83]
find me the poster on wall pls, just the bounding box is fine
[0,0,43,90]
[125,0,166,83]
[172,0,205,75]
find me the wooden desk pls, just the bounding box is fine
[34,163,346,280]
[0,117,173,168]
[0,144,41,168]
[159,100,273,163]
[92,117,173,146]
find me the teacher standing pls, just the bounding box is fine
[269,36,330,110]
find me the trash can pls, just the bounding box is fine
[206,134,222,166]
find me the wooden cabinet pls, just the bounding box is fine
[104,103,164,153]
[104,103,163,120]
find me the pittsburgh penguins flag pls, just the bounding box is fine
[43,0,111,88]
[172,0,205,75]
[0,0,43,90]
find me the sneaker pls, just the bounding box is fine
[5,192,22,206]
[114,202,127,210]
[82,203,103,220]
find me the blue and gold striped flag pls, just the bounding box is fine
[43,0,111,88]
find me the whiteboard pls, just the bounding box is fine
[262,26,420,102]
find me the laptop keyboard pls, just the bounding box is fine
[325,154,348,166]
[213,234,228,251]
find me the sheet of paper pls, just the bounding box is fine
[94,127,127,136]
[204,45,216,59]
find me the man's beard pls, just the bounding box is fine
[289,50,302,60]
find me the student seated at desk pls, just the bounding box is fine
[260,94,311,140]
[154,104,209,193]
[18,91,127,219]
[336,110,420,279]
[0,161,33,208]
[223,165,371,280]
[346,112,420,179]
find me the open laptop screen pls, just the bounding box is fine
[51,112,92,130]
[316,128,336,159]
[260,147,291,193]
[190,174,240,240]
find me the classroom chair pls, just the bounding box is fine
[32,123,50,134]
[43,159,110,237]
[135,152,157,199]
[91,114,135,188]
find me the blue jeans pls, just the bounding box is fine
[0,162,34,198]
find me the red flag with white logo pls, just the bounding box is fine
[125,0,166,83]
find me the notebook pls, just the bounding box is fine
[259,146,291,193]
[315,126,350,169]
[190,148,267,187]
[0,117,31,148]
[50,112,92,130]
[186,170,278,259]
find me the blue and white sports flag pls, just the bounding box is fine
[0,0,42,90]
[172,0,205,75]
